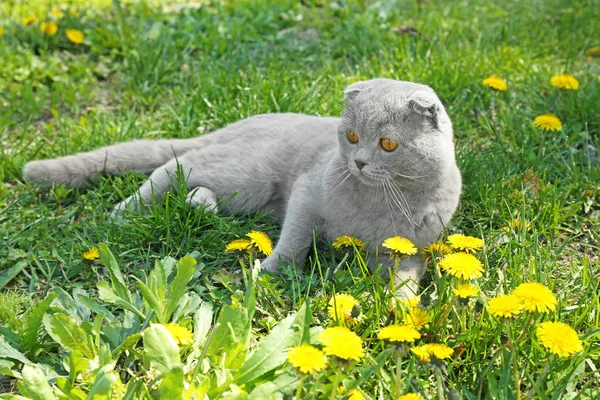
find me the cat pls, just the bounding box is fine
[23,78,462,296]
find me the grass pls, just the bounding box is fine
[0,0,599,398]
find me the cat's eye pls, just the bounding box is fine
[347,129,359,144]
[380,138,398,152]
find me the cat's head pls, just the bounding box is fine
[337,79,455,187]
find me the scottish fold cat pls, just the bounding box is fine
[24,79,462,295]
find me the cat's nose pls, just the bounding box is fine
[355,160,367,170]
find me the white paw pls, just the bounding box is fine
[260,256,281,275]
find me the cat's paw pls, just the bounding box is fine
[260,255,281,275]
[109,195,145,221]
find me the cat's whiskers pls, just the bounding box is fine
[381,181,397,234]
[332,170,352,192]
[391,170,433,180]
[384,178,419,228]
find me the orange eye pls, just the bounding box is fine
[380,138,398,152]
[347,129,359,144]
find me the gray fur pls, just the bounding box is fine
[23,79,462,296]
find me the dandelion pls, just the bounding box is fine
[382,236,417,258]
[482,76,508,91]
[348,389,365,400]
[422,242,452,262]
[447,234,484,252]
[550,74,579,90]
[51,8,64,18]
[378,324,421,343]
[438,252,483,280]
[536,321,583,357]
[328,293,362,326]
[83,247,100,260]
[488,294,522,318]
[533,114,563,131]
[403,307,431,330]
[454,283,479,299]
[162,323,193,345]
[332,235,364,250]
[225,239,252,253]
[503,218,531,232]
[411,343,453,363]
[397,394,424,400]
[287,345,328,374]
[23,16,38,26]
[318,326,365,361]
[401,296,421,309]
[246,231,273,256]
[513,282,557,313]
[40,22,58,36]
[65,29,84,44]
[0,27,5,36]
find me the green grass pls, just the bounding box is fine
[1,0,599,398]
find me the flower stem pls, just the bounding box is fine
[504,321,521,400]
[517,313,533,342]
[295,374,306,400]
[329,368,343,400]
[395,352,403,397]
[525,355,552,400]
[434,367,445,400]
[433,295,457,332]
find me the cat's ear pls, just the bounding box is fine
[407,90,439,126]
[343,81,368,101]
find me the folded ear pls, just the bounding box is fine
[343,81,368,101]
[407,90,439,126]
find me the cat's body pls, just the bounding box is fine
[24,79,462,295]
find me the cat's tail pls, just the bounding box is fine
[23,138,202,187]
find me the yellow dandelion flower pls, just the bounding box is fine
[246,231,273,256]
[332,235,364,250]
[513,282,557,313]
[438,252,483,280]
[162,323,193,345]
[447,234,484,252]
[536,321,583,357]
[328,293,362,326]
[51,8,64,18]
[287,345,328,374]
[488,294,522,318]
[40,22,58,36]
[411,343,453,362]
[318,326,365,361]
[225,239,252,253]
[454,283,479,298]
[83,247,100,260]
[403,307,431,330]
[503,218,531,233]
[65,29,84,44]
[482,76,507,91]
[382,236,417,258]
[337,386,345,395]
[397,394,424,400]
[348,389,365,400]
[401,295,421,309]
[533,114,563,132]
[422,242,452,262]
[0,27,5,36]
[378,324,421,343]
[23,16,38,26]
[550,74,579,90]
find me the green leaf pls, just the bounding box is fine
[43,313,95,359]
[110,333,142,358]
[164,256,196,322]
[98,243,132,303]
[97,281,145,319]
[85,365,118,399]
[142,324,181,376]
[206,302,250,370]
[172,292,203,323]
[0,359,21,379]
[0,335,31,364]
[159,367,184,399]
[135,277,165,323]
[193,301,213,346]
[20,364,56,400]
[0,261,27,290]
[67,350,90,391]
[247,372,298,400]
[21,293,57,353]
[76,295,116,322]
[235,303,310,385]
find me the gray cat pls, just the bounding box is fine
[23,79,462,296]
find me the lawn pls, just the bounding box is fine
[0,0,599,398]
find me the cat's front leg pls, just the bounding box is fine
[261,174,320,274]
[370,253,424,299]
